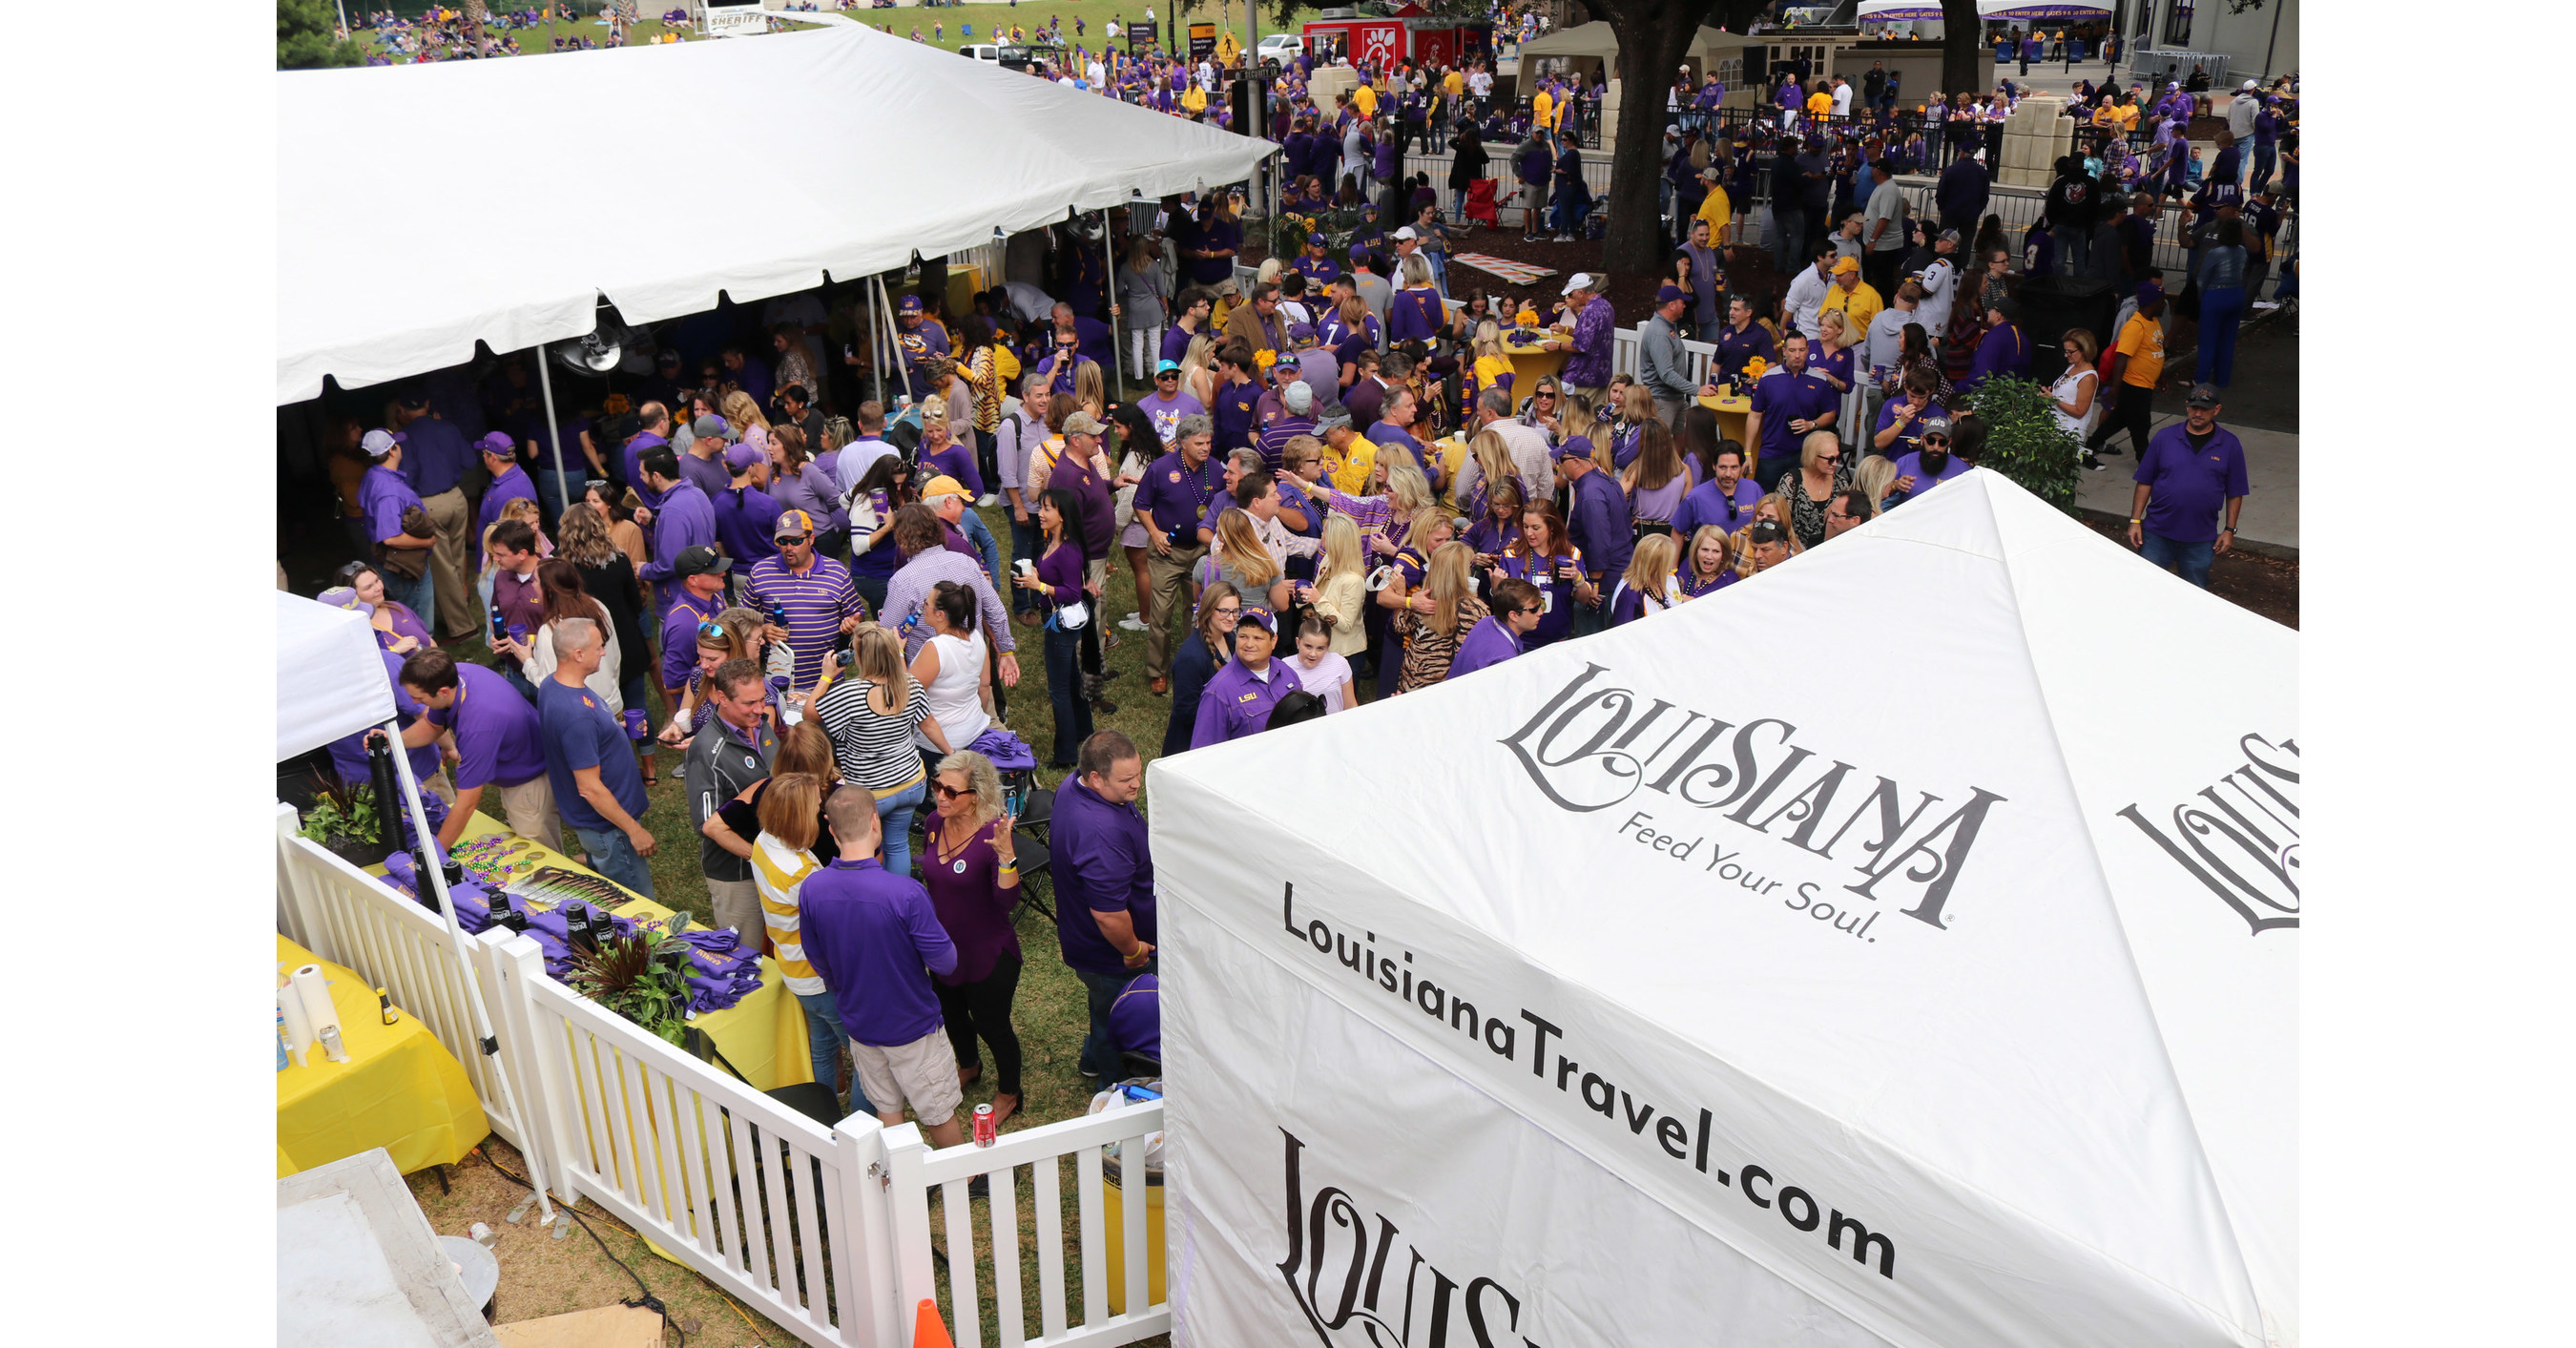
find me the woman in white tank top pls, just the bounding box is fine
[907,579,992,760]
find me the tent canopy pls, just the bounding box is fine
[1154,471,2296,1347]
[277,591,398,761]
[276,25,1277,404]
[1980,0,2114,18]
[1515,20,1753,73]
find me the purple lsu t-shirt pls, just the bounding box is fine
[432,659,550,790]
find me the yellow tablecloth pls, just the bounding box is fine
[1501,338,1569,389]
[1697,391,1755,448]
[452,815,815,1092]
[276,934,488,1178]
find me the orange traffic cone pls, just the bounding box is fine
[913,1298,957,1348]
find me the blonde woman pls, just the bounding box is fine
[1608,532,1682,627]
[1780,429,1851,550]
[810,623,950,879]
[921,748,1026,1127]
[1457,427,1526,525]
[1303,515,1370,659]
[1469,321,1514,405]
[1620,419,1693,535]
[1179,333,1218,410]
[1072,359,1108,422]
[1812,305,1861,446]
[747,772,862,1110]
[1851,455,1899,515]
[1678,524,1738,598]
[1212,508,1291,615]
[1375,504,1457,619]
[2051,327,2102,443]
[721,389,772,454]
[1390,542,1488,693]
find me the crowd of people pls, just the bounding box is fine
[301,12,2282,1141]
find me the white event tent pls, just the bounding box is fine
[276,24,1278,403]
[1153,471,2297,1348]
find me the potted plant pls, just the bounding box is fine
[1957,375,2083,513]
[569,920,696,1046]
[299,783,387,869]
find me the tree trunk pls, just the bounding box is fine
[1940,0,1984,96]
[466,0,487,48]
[1596,16,1696,277]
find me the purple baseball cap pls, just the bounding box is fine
[1288,321,1318,343]
[1655,284,1688,305]
[898,294,924,314]
[475,430,515,457]
[317,586,374,616]
[722,444,763,473]
[1236,607,1278,633]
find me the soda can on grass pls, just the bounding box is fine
[973,1104,997,1148]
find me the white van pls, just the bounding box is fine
[962,44,1001,64]
[1256,33,1303,63]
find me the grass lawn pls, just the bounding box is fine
[841,1,1323,55]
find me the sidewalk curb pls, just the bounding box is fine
[2072,506,2297,561]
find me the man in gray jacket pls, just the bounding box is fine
[1637,285,1699,431]
[684,658,777,941]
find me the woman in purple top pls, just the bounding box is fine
[336,562,434,653]
[1013,489,1094,769]
[922,749,1025,1128]
[915,412,985,498]
[1384,258,1447,345]
[1497,501,1588,649]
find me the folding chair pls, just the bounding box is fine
[1013,779,1058,923]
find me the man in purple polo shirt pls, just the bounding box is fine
[658,546,733,712]
[1049,731,1156,1080]
[399,648,560,851]
[679,415,735,502]
[389,389,478,640]
[1746,336,1840,486]
[1444,576,1543,682]
[802,786,964,1144]
[1557,440,1632,634]
[746,509,866,695]
[622,402,672,498]
[1257,381,1319,473]
[1134,413,1224,691]
[2127,385,2249,591]
[535,617,657,898]
[711,445,782,569]
[358,430,441,632]
[473,432,535,574]
[1191,610,1303,747]
[635,447,719,625]
[1669,440,1760,543]
[1884,418,1972,508]
[485,519,548,697]
[1711,293,1776,388]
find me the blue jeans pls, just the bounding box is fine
[794,989,873,1115]
[1043,624,1091,767]
[2251,145,2276,192]
[392,560,439,640]
[2140,531,2216,590]
[958,508,1003,586]
[571,825,658,898]
[534,468,574,531]
[874,778,926,879]
[1009,517,1046,612]
[2196,284,2246,387]
[1075,958,1154,1079]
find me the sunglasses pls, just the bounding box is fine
[696,621,726,638]
[776,535,810,547]
[933,783,969,800]
[1514,606,1544,615]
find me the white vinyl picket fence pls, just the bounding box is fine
[275,804,1170,1348]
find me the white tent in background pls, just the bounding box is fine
[1854,1,1955,20]
[275,24,1278,403]
[1153,470,2296,1348]
[1978,0,2114,19]
[276,591,396,761]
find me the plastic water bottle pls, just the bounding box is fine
[470,1222,496,1249]
[277,1006,290,1071]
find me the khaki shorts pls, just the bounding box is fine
[705,877,760,942]
[853,1027,964,1127]
[491,775,562,853]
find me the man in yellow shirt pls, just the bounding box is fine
[2087,281,2168,467]
[1694,165,1733,241]
[1316,404,1379,495]
[1443,67,1464,102]
[1817,256,1883,336]
[1529,84,1554,133]
[1806,86,1835,124]
[1354,80,1378,121]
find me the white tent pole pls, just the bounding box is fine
[876,277,916,406]
[866,284,884,407]
[379,720,559,1228]
[537,352,571,518]
[1103,210,1121,387]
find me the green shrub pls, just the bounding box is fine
[1960,375,2082,512]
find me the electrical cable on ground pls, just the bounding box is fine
[471,1146,686,1347]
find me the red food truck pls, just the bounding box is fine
[1298,4,1493,72]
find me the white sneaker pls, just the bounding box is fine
[1118,614,1149,631]
[977,493,1000,508]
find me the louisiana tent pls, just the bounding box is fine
[1153,470,2296,1347]
[276,25,1278,404]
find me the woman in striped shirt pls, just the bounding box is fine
[812,624,953,880]
[749,772,871,1114]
